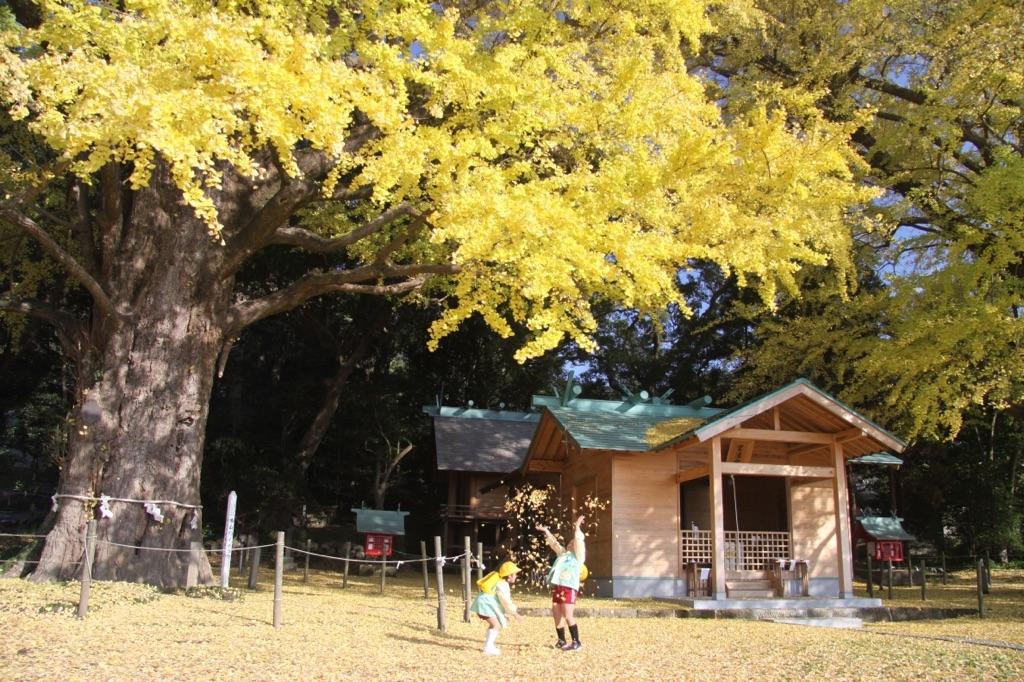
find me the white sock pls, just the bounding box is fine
[484,629,500,649]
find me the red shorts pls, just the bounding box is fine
[551,585,577,605]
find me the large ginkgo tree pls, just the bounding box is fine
[1,0,868,586]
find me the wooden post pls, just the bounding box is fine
[941,552,947,585]
[983,552,991,594]
[920,558,927,601]
[476,541,484,583]
[434,536,447,632]
[187,541,202,588]
[977,558,985,618]
[342,541,351,588]
[709,437,727,599]
[247,545,261,590]
[76,519,97,620]
[237,537,247,576]
[866,551,874,598]
[273,531,284,628]
[379,554,387,594]
[420,540,430,599]
[887,560,893,600]
[303,538,311,584]
[831,441,854,597]
[463,536,472,623]
[221,491,237,588]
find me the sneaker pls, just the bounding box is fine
[554,640,567,649]
[560,640,582,651]
[483,646,501,656]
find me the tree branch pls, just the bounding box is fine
[269,202,416,253]
[0,206,125,325]
[69,180,100,277]
[220,127,379,276]
[228,262,459,333]
[861,76,928,105]
[0,296,89,361]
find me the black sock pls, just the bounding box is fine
[556,627,565,642]
[568,624,580,642]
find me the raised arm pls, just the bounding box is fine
[573,515,586,565]
[536,524,565,555]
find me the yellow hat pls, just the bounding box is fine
[498,561,521,578]
[579,563,589,582]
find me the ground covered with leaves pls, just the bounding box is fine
[2,566,1023,680]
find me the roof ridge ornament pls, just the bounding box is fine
[551,376,583,406]
[620,387,651,404]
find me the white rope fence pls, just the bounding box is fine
[7,494,485,631]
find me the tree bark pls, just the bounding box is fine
[31,162,231,587]
[15,145,444,586]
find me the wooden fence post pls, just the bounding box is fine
[248,545,261,589]
[342,541,351,589]
[273,531,284,628]
[866,550,873,598]
[237,537,247,576]
[977,558,985,618]
[476,541,484,583]
[434,536,447,632]
[76,519,97,620]
[887,560,894,600]
[379,554,387,594]
[421,540,430,599]
[187,541,203,588]
[920,558,927,601]
[303,538,311,584]
[463,536,472,623]
[983,552,991,594]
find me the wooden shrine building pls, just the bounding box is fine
[427,378,906,605]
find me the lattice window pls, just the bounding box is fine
[680,530,790,571]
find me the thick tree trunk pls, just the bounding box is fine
[31,164,235,588]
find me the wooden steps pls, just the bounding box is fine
[725,578,776,599]
[725,569,777,599]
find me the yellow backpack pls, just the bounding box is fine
[477,570,501,594]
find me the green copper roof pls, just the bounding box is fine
[351,508,409,535]
[545,407,710,452]
[850,452,904,466]
[857,516,915,541]
[422,406,540,422]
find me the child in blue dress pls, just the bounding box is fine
[470,560,521,655]
[537,515,586,650]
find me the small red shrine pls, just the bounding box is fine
[854,516,915,563]
[351,507,409,557]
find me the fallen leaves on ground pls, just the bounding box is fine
[1,567,1023,681]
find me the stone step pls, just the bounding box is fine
[773,617,863,629]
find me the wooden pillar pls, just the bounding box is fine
[831,440,853,597]
[709,437,726,600]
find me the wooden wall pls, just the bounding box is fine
[611,449,680,579]
[560,447,613,578]
[789,478,837,579]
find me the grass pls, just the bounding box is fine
[1,566,1022,681]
